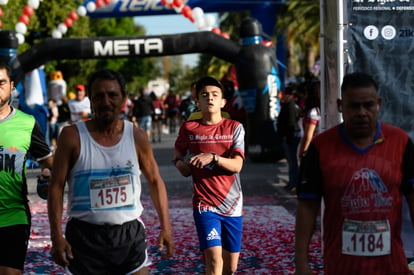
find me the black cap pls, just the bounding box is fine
[239,17,272,40]
[240,17,263,38]
[195,76,223,94]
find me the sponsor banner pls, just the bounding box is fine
[346,0,414,137]
[83,0,282,18]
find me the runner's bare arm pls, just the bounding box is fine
[48,125,78,266]
[295,199,320,275]
[135,127,174,258]
[173,148,192,177]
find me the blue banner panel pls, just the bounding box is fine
[83,0,284,18]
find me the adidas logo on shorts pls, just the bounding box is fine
[206,228,220,241]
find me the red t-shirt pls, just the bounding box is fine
[175,118,245,216]
[298,122,414,274]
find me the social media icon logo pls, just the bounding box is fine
[363,25,379,40]
[381,25,396,40]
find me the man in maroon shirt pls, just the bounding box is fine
[295,72,414,274]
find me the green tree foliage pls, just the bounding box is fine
[276,0,320,77]
[0,1,160,93]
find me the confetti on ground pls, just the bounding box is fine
[25,196,323,274]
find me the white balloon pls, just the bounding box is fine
[0,0,8,5]
[15,22,27,34]
[86,2,96,12]
[51,29,62,39]
[195,19,205,30]
[192,7,204,22]
[204,14,216,28]
[77,6,87,16]
[58,23,68,34]
[165,0,173,4]
[28,0,40,9]
[16,33,25,44]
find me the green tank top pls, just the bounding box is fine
[0,109,35,227]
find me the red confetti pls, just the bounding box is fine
[25,196,323,274]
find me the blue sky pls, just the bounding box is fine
[134,13,218,67]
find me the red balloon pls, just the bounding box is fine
[221,33,230,39]
[95,0,104,8]
[23,5,34,17]
[69,11,78,21]
[103,0,111,4]
[160,0,167,5]
[173,0,183,7]
[0,8,3,17]
[64,18,73,27]
[211,27,221,35]
[19,14,30,25]
[181,5,192,18]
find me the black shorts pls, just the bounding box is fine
[65,218,149,275]
[0,224,30,270]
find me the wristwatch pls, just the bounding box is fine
[172,157,184,166]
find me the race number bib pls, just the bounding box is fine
[342,219,390,256]
[89,174,134,209]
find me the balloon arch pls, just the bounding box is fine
[0,0,286,161]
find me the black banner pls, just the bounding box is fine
[346,0,414,136]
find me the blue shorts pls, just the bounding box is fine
[137,116,152,131]
[193,210,242,252]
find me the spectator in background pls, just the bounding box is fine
[164,89,180,134]
[68,84,91,123]
[222,79,247,127]
[150,91,164,143]
[132,88,153,140]
[297,80,321,163]
[160,93,169,134]
[47,99,59,150]
[179,82,197,122]
[47,70,67,106]
[119,92,133,120]
[57,95,71,134]
[277,83,302,191]
[126,92,136,120]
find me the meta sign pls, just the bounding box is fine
[93,38,163,57]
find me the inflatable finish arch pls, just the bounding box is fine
[1,18,282,161]
[85,0,287,86]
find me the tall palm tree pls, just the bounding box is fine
[276,0,320,78]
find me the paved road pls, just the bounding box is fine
[27,130,297,213]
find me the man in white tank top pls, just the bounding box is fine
[48,69,174,275]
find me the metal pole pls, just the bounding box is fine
[337,0,345,123]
